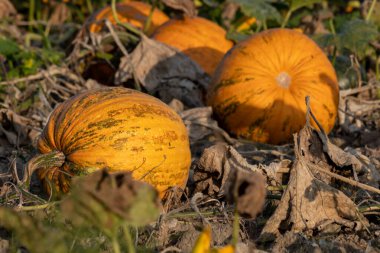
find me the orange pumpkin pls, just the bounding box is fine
[88,1,169,35]
[37,87,191,198]
[152,17,234,76]
[208,28,339,145]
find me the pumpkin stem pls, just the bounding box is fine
[22,151,66,189]
[276,72,291,88]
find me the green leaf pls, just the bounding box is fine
[337,19,379,59]
[288,0,322,11]
[313,33,336,48]
[230,0,281,22]
[128,185,161,227]
[0,207,68,253]
[0,38,20,56]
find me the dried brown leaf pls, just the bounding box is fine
[0,109,40,146]
[258,101,370,242]
[48,3,70,26]
[221,2,239,28]
[192,143,260,198]
[180,107,236,151]
[0,0,16,19]
[225,169,266,219]
[61,169,161,229]
[161,0,197,17]
[115,36,209,107]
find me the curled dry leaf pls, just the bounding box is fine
[115,35,209,108]
[225,168,266,219]
[221,2,239,28]
[0,109,40,146]
[180,107,236,156]
[338,84,380,141]
[161,0,197,18]
[0,0,16,19]
[192,143,260,198]
[61,169,161,230]
[48,2,70,26]
[259,101,370,242]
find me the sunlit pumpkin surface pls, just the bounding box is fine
[152,16,234,76]
[37,87,191,198]
[208,28,339,145]
[88,1,169,35]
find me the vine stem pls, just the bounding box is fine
[231,209,239,246]
[111,235,121,253]
[281,9,292,28]
[111,0,142,36]
[143,0,156,34]
[28,0,35,31]
[15,201,60,211]
[365,0,378,22]
[23,151,66,188]
[123,224,136,253]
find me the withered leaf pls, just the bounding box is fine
[192,143,260,198]
[221,2,239,27]
[48,2,70,26]
[161,0,197,18]
[115,35,209,108]
[180,107,236,151]
[0,207,68,253]
[0,109,40,146]
[259,107,369,242]
[61,169,161,233]
[0,0,16,19]
[225,169,266,219]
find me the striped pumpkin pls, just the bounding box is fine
[88,1,169,35]
[208,28,339,145]
[37,87,191,198]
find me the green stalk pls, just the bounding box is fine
[143,0,156,34]
[231,209,239,246]
[111,0,142,36]
[281,9,293,28]
[365,0,378,22]
[263,19,268,30]
[23,151,66,189]
[111,235,121,253]
[123,225,136,253]
[328,18,336,35]
[86,0,93,14]
[29,0,35,31]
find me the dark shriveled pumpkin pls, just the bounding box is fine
[208,28,339,145]
[35,87,191,198]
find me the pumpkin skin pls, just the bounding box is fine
[88,1,169,35]
[152,17,234,76]
[37,87,191,198]
[208,28,339,145]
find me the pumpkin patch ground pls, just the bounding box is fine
[0,1,380,252]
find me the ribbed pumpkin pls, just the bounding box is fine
[88,1,169,35]
[152,17,234,76]
[37,87,191,198]
[208,28,339,145]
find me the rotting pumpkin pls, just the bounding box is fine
[87,1,169,35]
[152,16,234,76]
[33,87,191,198]
[208,28,339,145]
